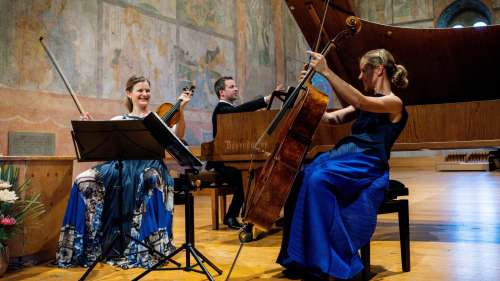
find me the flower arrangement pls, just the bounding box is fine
[0,164,45,249]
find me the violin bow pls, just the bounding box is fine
[39,36,86,115]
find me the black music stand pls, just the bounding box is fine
[72,115,182,280]
[136,113,222,281]
[71,112,220,281]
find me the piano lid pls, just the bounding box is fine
[286,0,500,106]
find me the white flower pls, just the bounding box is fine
[0,189,18,203]
[0,180,11,190]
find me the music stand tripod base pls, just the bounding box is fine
[132,169,222,281]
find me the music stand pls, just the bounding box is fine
[72,116,183,280]
[133,112,222,281]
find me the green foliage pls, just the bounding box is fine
[0,164,19,188]
[0,164,45,248]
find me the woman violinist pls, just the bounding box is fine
[56,75,192,269]
[278,49,409,280]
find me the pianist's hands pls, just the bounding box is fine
[274,83,286,92]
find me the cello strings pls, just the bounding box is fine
[313,0,332,53]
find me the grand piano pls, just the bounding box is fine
[201,0,500,190]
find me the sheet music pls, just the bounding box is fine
[143,112,203,168]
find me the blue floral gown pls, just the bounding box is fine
[56,114,175,269]
[278,102,408,279]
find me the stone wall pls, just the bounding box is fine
[0,0,307,154]
[2,0,496,156]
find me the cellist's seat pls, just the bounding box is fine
[360,179,410,280]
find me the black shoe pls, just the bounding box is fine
[275,216,286,228]
[223,217,243,229]
[282,267,329,281]
[282,268,303,280]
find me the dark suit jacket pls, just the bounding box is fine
[211,97,267,138]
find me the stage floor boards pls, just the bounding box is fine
[3,168,500,280]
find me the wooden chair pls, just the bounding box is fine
[207,185,235,230]
[190,170,235,230]
[360,179,410,280]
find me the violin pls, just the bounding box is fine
[156,85,195,127]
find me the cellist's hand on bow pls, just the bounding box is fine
[307,51,331,75]
[297,70,308,82]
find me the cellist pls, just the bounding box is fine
[278,49,409,280]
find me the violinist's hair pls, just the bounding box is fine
[362,49,409,89]
[214,76,233,99]
[124,75,150,113]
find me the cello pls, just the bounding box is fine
[242,16,362,234]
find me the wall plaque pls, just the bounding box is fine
[8,132,56,156]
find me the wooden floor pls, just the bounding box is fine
[3,167,500,281]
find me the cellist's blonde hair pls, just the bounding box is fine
[362,49,409,89]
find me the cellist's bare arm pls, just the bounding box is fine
[297,70,356,125]
[308,51,402,114]
[321,70,402,113]
[322,105,356,125]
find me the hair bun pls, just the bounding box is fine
[391,64,409,89]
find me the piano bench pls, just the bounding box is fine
[191,170,235,230]
[360,179,410,280]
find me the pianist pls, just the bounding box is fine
[209,76,272,229]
